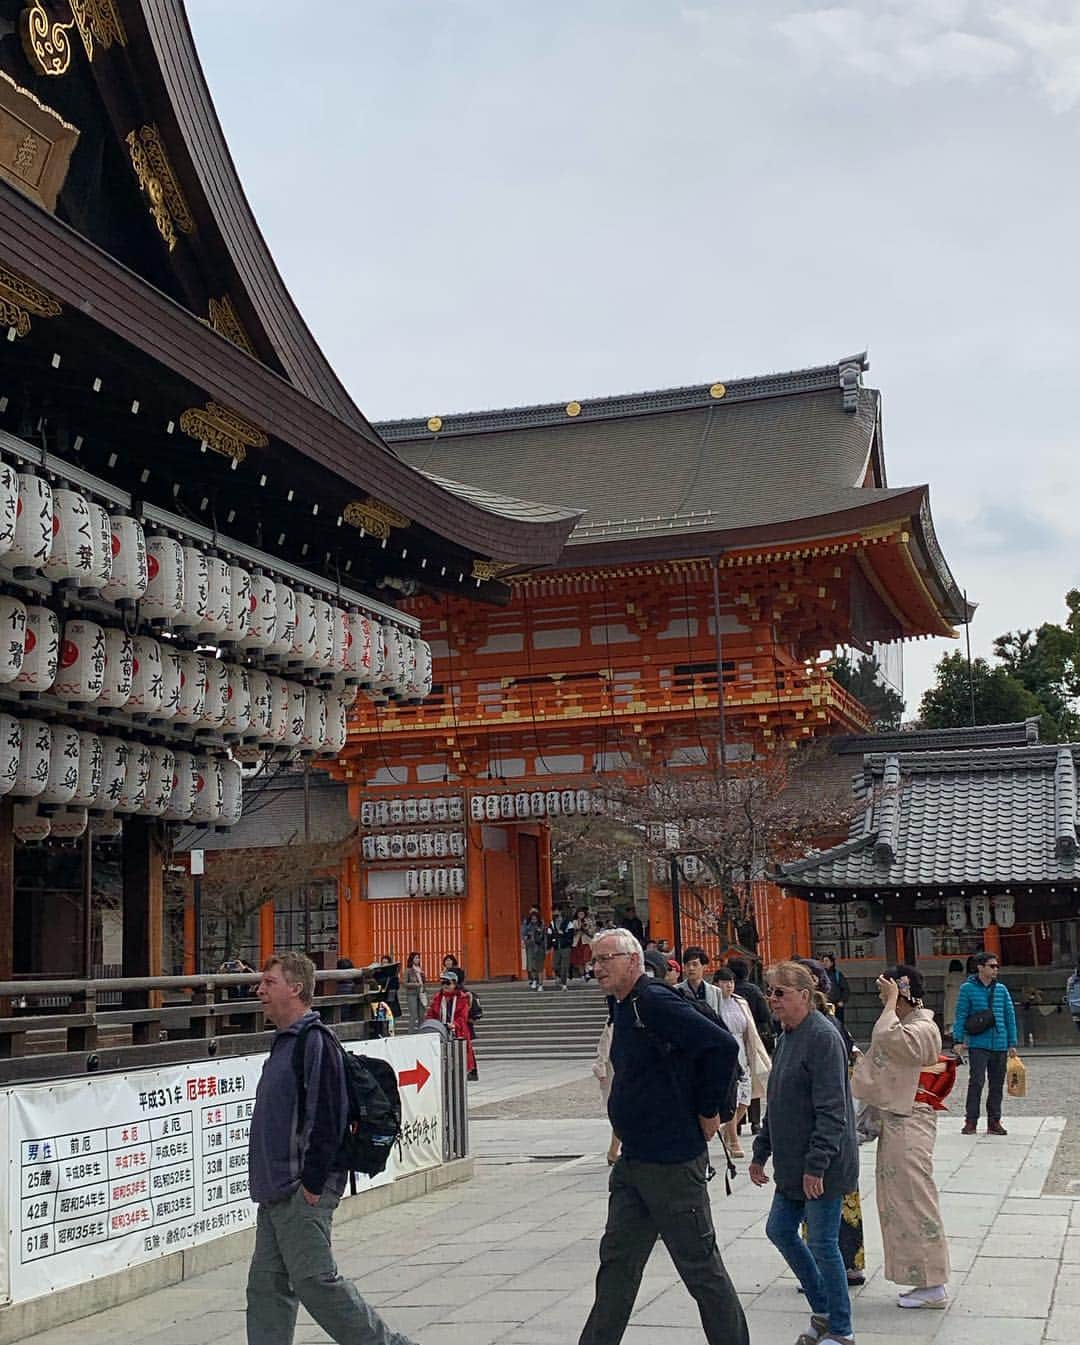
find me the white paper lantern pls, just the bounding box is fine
[389,834,404,859]
[14,719,51,798]
[82,502,113,594]
[499,794,514,819]
[0,596,25,685]
[301,687,328,753]
[191,755,224,824]
[267,675,289,745]
[284,682,306,747]
[272,582,296,658]
[448,797,463,822]
[101,515,148,604]
[177,547,209,630]
[364,621,387,695]
[56,620,106,702]
[290,591,317,666]
[220,758,243,826]
[98,628,134,709]
[405,869,419,895]
[41,724,79,805]
[43,489,95,586]
[50,807,87,839]
[117,741,151,813]
[484,794,500,821]
[9,473,53,572]
[98,736,129,811]
[530,792,546,817]
[361,800,375,826]
[224,664,252,736]
[433,796,449,823]
[141,535,185,625]
[375,834,390,860]
[576,790,591,814]
[361,836,375,862]
[240,572,277,651]
[143,746,176,816]
[399,635,418,700]
[198,656,228,730]
[14,803,50,842]
[324,691,349,755]
[344,610,371,684]
[993,894,1016,929]
[14,603,55,693]
[545,791,561,816]
[0,714,20,794]
[224,565,250,643]
[154,647,182,722]
[449,832,464,858]
[247,669,273,741]
[416,797,432,823]
[970,895,992,930]
[435,867,449,895]
[450,867,465,895]
[419,833,433,858]
[163,750,197,821]
[330,606,349,676]
[405,833,419,858]
[470,795,484,822]
[72,731,102,807]
[409,640,433,702]
[434,832,448,857]
[196,555,231,640]
[0,462,18,555]
[312,599,334,672]
[174,651,208,725]
[390,799,404,825]
[419,867,434,895]
[561,790,577,815]
[404,798,418,824]
[381,626,405,697]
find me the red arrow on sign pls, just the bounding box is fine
[398,1061,431,1093]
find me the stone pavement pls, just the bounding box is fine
[15,1060,1080,1345]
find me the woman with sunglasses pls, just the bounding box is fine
[750,961,858,1345]
[852,965,949,1310]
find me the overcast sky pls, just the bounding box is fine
[187,0,1080,713]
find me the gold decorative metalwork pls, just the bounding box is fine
[14,134,40,173]
[203,294,256,356]
[0,70,79,210]
[179,402,268,464]
[69,0,126,61]
[125,124,194,251]
[709,383,726,399]
[565,401,581,417]
[470,559,515,582]
[0,262,61,338]
[426,416,443,433]
[20,3,75,76]
[342,498,411,539]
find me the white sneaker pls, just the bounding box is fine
[897,1285,947,1309]
[536,984,543,992]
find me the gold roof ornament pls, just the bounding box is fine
[179,402,268,464]
[470,559,515,582]
[426,416,443,433]
[69,0,126,61]
[0,262,60,338]
[342,498,411,539]
[203,294,256,356]
[19,3,74,76]
[565,401,582,417]
[126,124,194,252]
[709,383,726,399]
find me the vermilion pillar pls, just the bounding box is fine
[463,819,486,979]
[984,924,1002,959]
[259,902,275,966]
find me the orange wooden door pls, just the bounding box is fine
[484,848,522,978]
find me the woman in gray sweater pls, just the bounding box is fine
[750,960,859,1345]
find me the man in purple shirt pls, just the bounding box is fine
[246,951,418,1345]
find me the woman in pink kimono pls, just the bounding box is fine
[852,964,949,1310]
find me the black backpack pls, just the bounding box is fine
[630,984,742,1124]
[292,1023,402,1180]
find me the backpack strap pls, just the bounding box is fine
[291,1020,339,1131]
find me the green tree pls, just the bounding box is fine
[919,652,1051,736]
[831,651,906,730]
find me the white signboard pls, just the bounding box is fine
[4,1031,443,1306]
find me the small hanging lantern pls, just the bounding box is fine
[0,714,20,794]
[174,651,209,724]
[43,489,95,587]
[498,794,514,819]
[284,682,306,747]
[344,610,371,685]
[561,790,576,815]
[224,565,251,644]
[163,750,197,821]
[419,833,433,857]
[271,582,297,658]
[9,473,53,575]
[142,746,176,816]
[448,796,463,822]
[368,620,387,688]
[450,867,465,895]
[433,797,449,823]
[406,869,419,895]
[267,675,289,745]
[313,598,334,672]
[41,724,80,805]
[435,867,449,895]
[176,546,209,631]
[101,515,148,606]
[14,604,57,693]
[153,647,183,722]
[361,800,375,826]
[72,731,103,808]
[14,803,50,842]
[530,792,546,817]
[361,836,375,861]
[220,758,243,826]
[199,656,228,730]
[324,691,349,755]
[195,555,231,640]
[405,833,419,858]
[419,867,434,895]
[434,831,448,857]
[970,894,992,930]
[993,894,1016,929]
[240,572,277,651]
[223,663,252,736]
[14,719,51,798]
[247,669,273,741]
[412,640,434,702]
[545,790,561,817]
[301,687,328,753]
[469,795,484,822]
[141,534,185,625]
[515,792,529,818]
[416,797,432,823]
[81,502,113,596]
[0,596,26,684]
[98,736,129,811]
[50,807,88,839]
[190,754,224,824]
[125,635,163,716]
[576,789,591,814]
[118,741,151,813]
[331,606,349,677]
[389,833,405,859]
[390,798,404,824]
[98,628,135,709]
[55,620,106,702]
[0,461,18,556]
[449,832,464,857]
[290,591,317,667]
[382,626,406,698]
[484,794,500,821]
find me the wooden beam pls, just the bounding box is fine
[122,818,163,1008]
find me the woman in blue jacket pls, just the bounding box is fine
[952,951,1018,1135]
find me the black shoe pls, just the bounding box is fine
[467,1068,478,1081]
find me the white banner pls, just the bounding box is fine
[4,1031,443,1306]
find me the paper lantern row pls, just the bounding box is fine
[404,868,466,896]
[0,470,432,697]
[945,895,1016,931]
[359,796,465,827]
[468,790,600,823]
[362,832,466,862]
[0,717,243,836]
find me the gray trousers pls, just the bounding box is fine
[247,1187,417,1345]
[553,946,572,984]
[579,1152,749,1345]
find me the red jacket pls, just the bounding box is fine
[426,989,471,1039]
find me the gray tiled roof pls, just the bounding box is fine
[780,744,1080,892]
[832,718,1041,756]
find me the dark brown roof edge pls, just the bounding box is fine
[0,182,576,566]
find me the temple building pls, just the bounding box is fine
[326,357,972,977]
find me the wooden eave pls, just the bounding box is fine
[0,180,575,568]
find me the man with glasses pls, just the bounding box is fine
[579,928,748,1345]
[952,950,1018,1135]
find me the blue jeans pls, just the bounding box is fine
[766,1191,852,1339]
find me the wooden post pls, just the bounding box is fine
[984,924,1002,959]
[259,901,275,967]
[463,819,485,979]
[0,797,13,1015]
[122,817,163,1008]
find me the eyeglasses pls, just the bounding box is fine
[985,962,999,969]
[593,952,633,964]
[765,986,789,999]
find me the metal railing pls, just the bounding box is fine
[441,1034,470,1162]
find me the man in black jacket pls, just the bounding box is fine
[579,930,749,1345]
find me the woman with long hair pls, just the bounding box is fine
[403,950,426,1030]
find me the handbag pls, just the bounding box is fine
[965,1007,996,1036]
[1006,1054,1027,1097]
